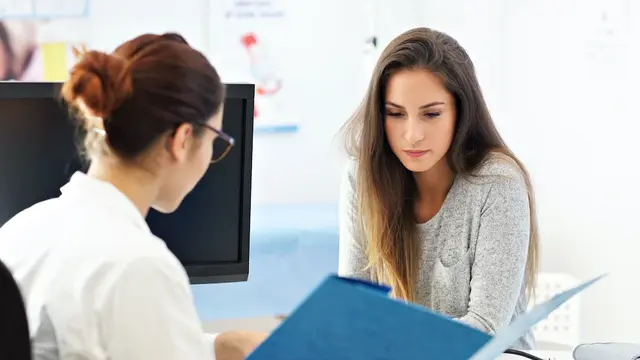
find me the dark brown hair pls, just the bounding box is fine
[61,33,225,160]
[342,27,538,302]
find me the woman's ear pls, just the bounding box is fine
[168,123,194,163]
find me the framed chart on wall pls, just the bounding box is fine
[0,0,89,19]
[0,0,90,82]
[207,0,299,135]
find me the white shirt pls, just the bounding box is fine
[0,173,216,360]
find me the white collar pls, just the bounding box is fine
[60,172,151,233]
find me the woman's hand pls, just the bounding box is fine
[214,330,269,360]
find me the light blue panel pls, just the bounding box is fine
[192,204,339,320]
[254,124,299,135]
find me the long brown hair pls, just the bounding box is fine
[341,27,539,302]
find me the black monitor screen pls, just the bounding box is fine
[0,82,254,284]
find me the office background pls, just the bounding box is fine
[2,0,639,346]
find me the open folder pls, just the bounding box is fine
[248,274,604,360]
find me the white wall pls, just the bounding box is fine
[36,0,209,52]
[500,0,640,344]
[232,0,366,205]
[87,0,210,53]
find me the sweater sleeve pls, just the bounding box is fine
[337,161,371,280]
[457,172,531,334]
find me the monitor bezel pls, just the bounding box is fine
[0,81,255,284]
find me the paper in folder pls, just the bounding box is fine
[247,274,604,360]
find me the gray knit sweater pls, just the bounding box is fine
[338,154,535,350]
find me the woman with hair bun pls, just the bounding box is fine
[0,33,266,360]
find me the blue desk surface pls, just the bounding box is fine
[192,204,340,320]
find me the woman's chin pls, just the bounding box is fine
[151,198,183,214]
[398,157,438,173]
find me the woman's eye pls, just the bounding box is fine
[425,112,441,119]
[386,111,403,117]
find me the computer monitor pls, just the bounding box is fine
[0,82,254,284]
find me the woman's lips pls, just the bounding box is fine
[403,150,429,158]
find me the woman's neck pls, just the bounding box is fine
[412,158,455,222]
[87,158,159,217]
[414,158,454,199]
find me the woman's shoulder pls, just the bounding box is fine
[456,152,529,204]
[341,157,359,191]
[345,156,358,174]
[470,152,527,186]
[446,153,531,226]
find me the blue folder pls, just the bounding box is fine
[248,274,604,360]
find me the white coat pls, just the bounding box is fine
[0,172,216,359]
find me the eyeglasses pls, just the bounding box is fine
[203,124,235,164]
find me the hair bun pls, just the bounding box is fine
[61,50,133,119]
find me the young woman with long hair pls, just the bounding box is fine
[339,27,539,349]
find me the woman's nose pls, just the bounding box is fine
[403,118,424,145]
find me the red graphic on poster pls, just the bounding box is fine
[240,32,282,118]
